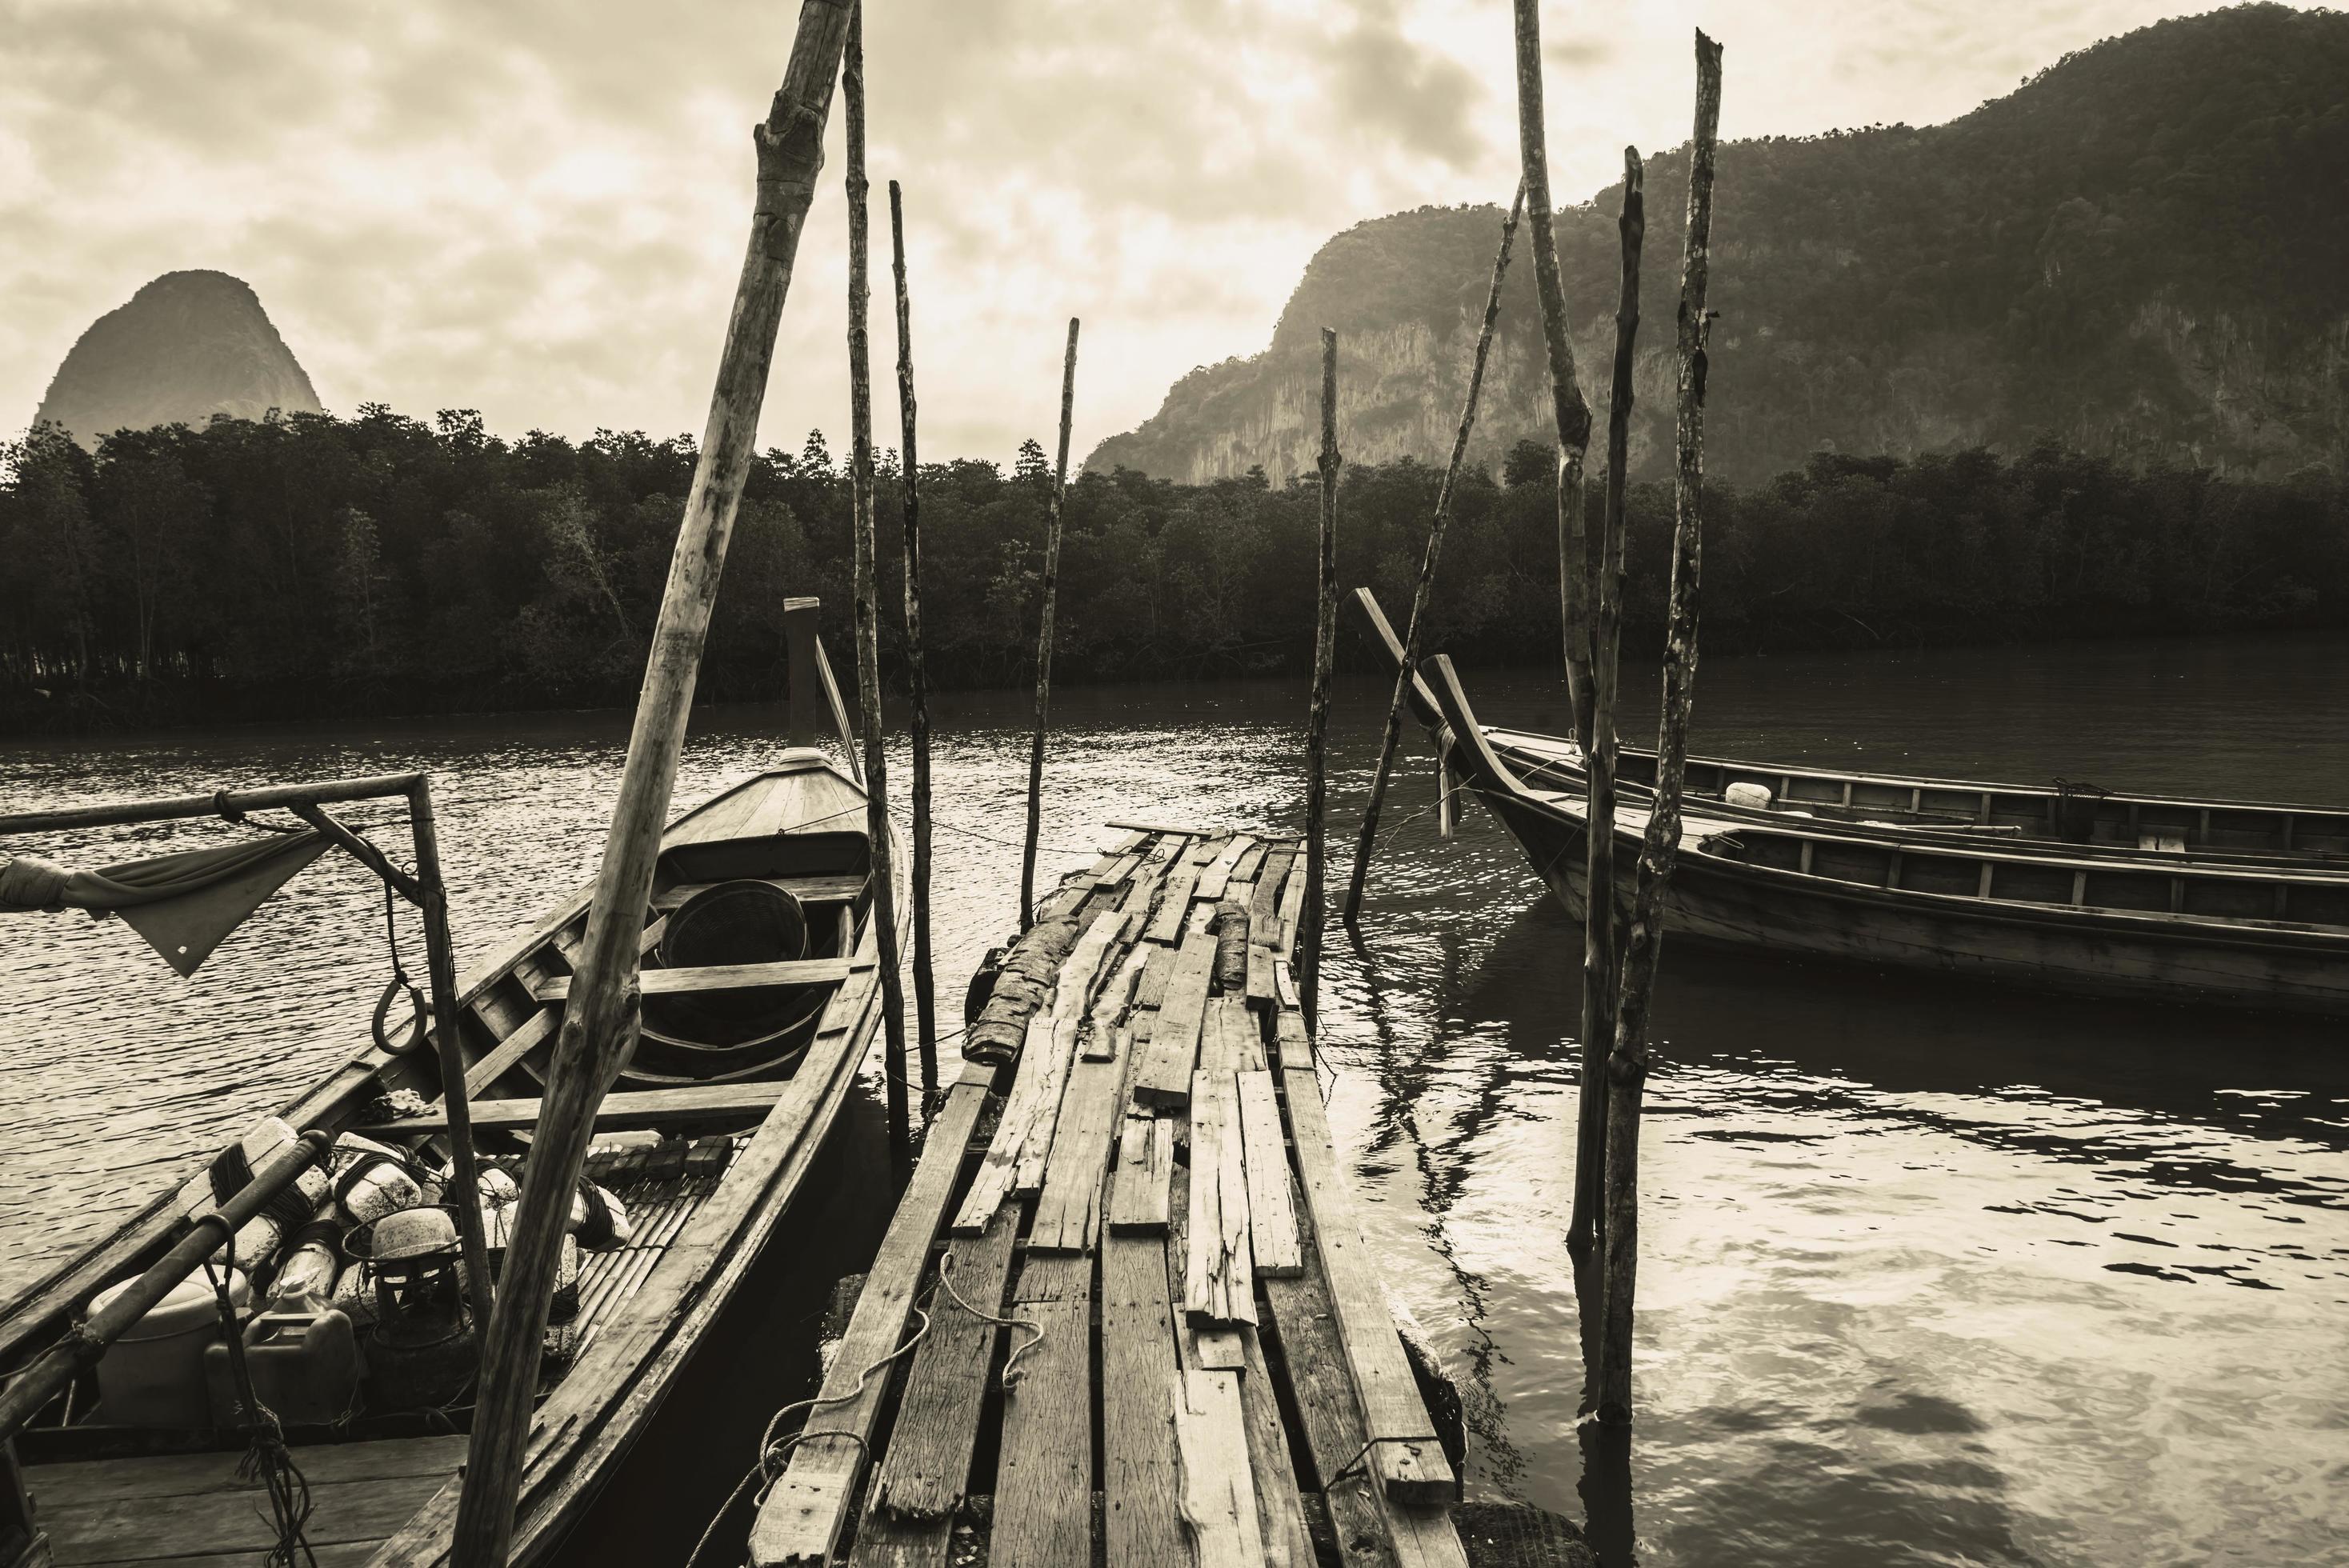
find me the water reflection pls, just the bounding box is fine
[6,632,2349,1564]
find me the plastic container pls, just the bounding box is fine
[87,1269,250,1428]
[206,1296,361,1429]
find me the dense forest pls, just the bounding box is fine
[2,405,2344,733]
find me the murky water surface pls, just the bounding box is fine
[5,633,2347,1566]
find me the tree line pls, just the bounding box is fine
[2,404,2343,733]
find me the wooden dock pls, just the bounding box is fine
[748,826,1467,1567]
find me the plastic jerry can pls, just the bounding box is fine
[86,1269,249,1428]
[205,1295,362,1429]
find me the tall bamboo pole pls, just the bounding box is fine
[1568,150,1645,1256]
[1302,328,1340,1030]
[1598,30,1723,1426]
[844,4,911,1178]
[1018,318,1080,930]
[446,6,854,1562]
[1511,0,1597,750]
[1342,185,1523,924]
[887,181,938,1111]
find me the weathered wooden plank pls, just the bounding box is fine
[1143,837,1219,943]
[42,1471,452,1560]
[866,1211,1019,1525]
[990,1254,1093,1568]
[1098,1233,1189,1568]
[1248,849,1295,946]
[1272,1003,1312,1073]
[1166,1148,1247,1375]
[365,1080,786,1136]
[1237,1070,1303,1278]
[28,1435,468,1509]
[1282,1064,1454,1505]
[751,1078,991,1567]
[1013,1016,1084,1195]
[1174,1367,1264,1568]
[1093,850,1142,889]
[530,957,856,1001]
[950,1013,1066,1235]
[1229,840,1267,887]
[1236,1317,1319,1568]
[650,873,868,911]
[1205,994,1266,1074]
[1195,835,1253,903]
[1030,1041,1125,1253]
[1107,1114,1174,1234]
[1084,942,1150,1062]
[1118,860,1166,942]
[1130,917,1216,1108]
[1185,1071,1255,1326]
[1131,939,1180,1010]
[463,1005,555,1094]
[1275,860,1307,957]
[1245,944,1278,1006]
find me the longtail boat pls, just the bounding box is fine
[1414,651,2349,1017]
[0,616,894,1568]
[1352,588,2349,865]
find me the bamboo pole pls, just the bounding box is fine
[887,180,938,1110]
[1568,150,1644,1257]
[1341,184,1523,923]
[1598,30,1723,1426]
[844,4,911,1179]
[1511,0,1597,750]
[1018,318,1081,930]
[1302,327,1340,1030]
[447,6,854,1561]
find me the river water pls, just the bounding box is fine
[3,633,2346,1567]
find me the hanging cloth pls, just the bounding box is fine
[0,830,330,976]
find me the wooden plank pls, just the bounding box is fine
[1246,944,1277,1006]
[950,1013,1068,1235]
[1030,1041,1125,1253]
[1131,940,1180,1010]
[990,1254,1093,1568]
[1117,862,1165,942]
[650,874,868,911]
[1129,919,1216,1108]
[1098,1233,1189,1568]
[1282,1064,1455,1505]
[1273,1004,1312,1072]
[1275,862,1307,957]
[1054,910,1126,1027]
[1229,840,1267,887]
[1143,838,1219,943]
[1174,1368,1264,1568]
[1196,835,1253,903]
[364,1081,786,1136]
[463,1005,555,1094]
[1237,1070,1303,1278]
[1084,943,1150,1062]
[752,1078,991,1567]
[1185,1071,1255,1326]
[42,1471,452,1561]
[1014,1017,1084,1194]
[1107,1114,1174,1234]
[1249,849,1295,945]
[1236,1318,1320,1568]
[530,957,857,1001]
[1203,994,1263,1075]
[28,1436,468,1510]
[1094,851,1142,889]
[865,1212,1019,1524]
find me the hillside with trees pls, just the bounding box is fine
[1090,4,2349,486]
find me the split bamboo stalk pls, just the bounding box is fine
[888,180,938,1109]
[845,5,912,1178]
[1599,30,1723,1426]
[1018,318,1081,930]
[1342,184,1523,923]
[448,3,854,1562]
[1569,150,1643,1257]
[1301,328,1339,1030]
[1511,0,1598,750]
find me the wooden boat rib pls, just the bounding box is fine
[1349,587,2349,864]
[0,746,896,1568]
[1419,654,2349,1016]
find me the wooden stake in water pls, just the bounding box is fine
[449,5,854,1562]
[844,4,912,1178]
[1018,318,1080,930]
[1599,30,1723,1426]
[888,179,937,1110]
[1570,149,1644,1258]
[1511,0,1597,749]
[1303,327,1340,1030]
[1343,185,1523,924]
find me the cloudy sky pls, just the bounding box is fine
[1,0,2254,466]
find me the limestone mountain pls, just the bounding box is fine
[1090,4,2349,487]
[34,270,323,449]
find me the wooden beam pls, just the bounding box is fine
[1129,918,1215,1108]
[1174,1368,1264,1568]
[530,958,857,1001]
[1098,1233,1189,1568]
[990,1254,1092,1566]
[1195,835,1252,903]
[1236,1070,1303,1278]
[362,1082,789,1137]
[864,1212,1018,1525]
[1107,1114,1174,1234]
[1184,1071,1254,1326]
[650,874,867,911]
[950,1011,1068,1235]
[1030,1035,1125,1253]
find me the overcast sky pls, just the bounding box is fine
[0,0,2258,466]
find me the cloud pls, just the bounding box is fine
[0,0,2307,466]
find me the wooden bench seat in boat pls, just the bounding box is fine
[361,1082,791,1136]
[529,957,861,1002]
[649,873,866,913]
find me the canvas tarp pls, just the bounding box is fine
[1,829,330,976]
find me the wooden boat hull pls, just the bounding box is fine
[2,752,896,1568]
[1481,785,2349,1015]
